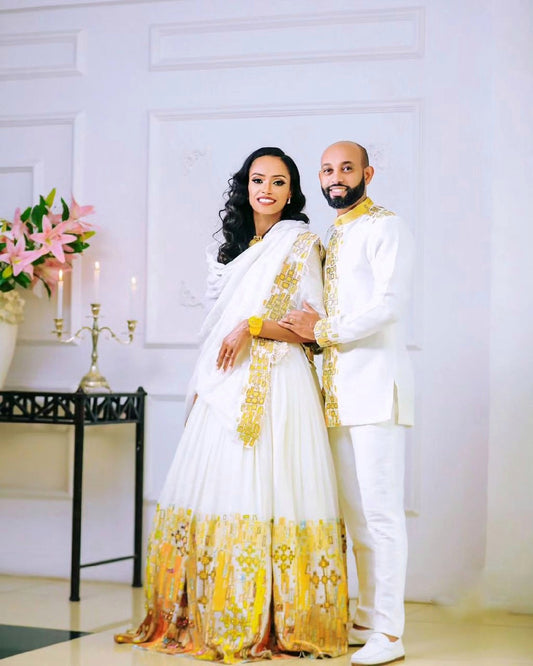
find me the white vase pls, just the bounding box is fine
[0,291,25,389]
[0,321,18,389]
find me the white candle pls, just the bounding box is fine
[57,269,64,319]
[129,276,138,319]
[93,260,100,304]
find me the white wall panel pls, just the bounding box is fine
[0,30,86,80]
[0,113,84,345]
[150,8,424,71]
[0,424,72,498]
[147,101,421,346]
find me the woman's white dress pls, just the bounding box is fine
[116,221,348,662]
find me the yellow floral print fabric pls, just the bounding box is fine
[116,505,348,662]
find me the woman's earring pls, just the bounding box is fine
[287,197,291,205]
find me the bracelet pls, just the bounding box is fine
[248,316,263,337]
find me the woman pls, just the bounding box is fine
[115,147,347,661]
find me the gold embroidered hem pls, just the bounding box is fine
[115,505,348,662]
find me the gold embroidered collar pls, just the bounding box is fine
[334,197,374,227]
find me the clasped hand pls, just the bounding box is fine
[279,301,320,341]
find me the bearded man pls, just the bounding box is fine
[280,141,415,666]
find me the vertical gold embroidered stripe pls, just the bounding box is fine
[322,228,342,426]
[237,232,321,447]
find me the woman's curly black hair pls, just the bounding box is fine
[217,147,309,264]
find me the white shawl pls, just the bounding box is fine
[185,220,320,442]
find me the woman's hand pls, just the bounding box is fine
[217,320,251,371]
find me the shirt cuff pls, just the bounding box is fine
[314,317,340,348]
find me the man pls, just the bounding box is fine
[280,141,414,666]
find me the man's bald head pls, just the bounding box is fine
[322,141,369,169]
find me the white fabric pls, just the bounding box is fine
[122,222,348,660]
[176,219,337,523]
[161,347,339,523]
[184,220,325,428]
[330,421,407,638]
[317,206,415,426]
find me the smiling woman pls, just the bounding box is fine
[216,147,308,264]
[115,147,348,662]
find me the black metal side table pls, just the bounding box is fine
[0,387,146,601]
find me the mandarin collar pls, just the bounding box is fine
[334,197,374,227]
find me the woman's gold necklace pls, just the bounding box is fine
[249,223,276,247]
[249,235,263,246]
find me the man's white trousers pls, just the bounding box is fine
[330,421,407,638]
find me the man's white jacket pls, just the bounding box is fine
[314,197,415,427]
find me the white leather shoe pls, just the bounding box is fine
[348,626,374,646]
[350,632,405,665]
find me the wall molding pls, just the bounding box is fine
[150,8,424,71]
[0,112,85,345]
[0,30,86,80]
[0,160,44,206]
[0,425,73,499]
[149,99,421,122]
[146,99,422,348]
[0,0,177,13]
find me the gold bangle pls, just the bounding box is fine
[248,316,263,337]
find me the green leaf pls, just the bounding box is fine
[0,281,15,293]
[45,188,56,207]
[66,240,88,253]
[2,265,13,279]
[61,198,70,221]
[31,204,45,230]
[82,231,96,240]
[41,278,51,298]
[14,272,31,288]
[20,207,31,222]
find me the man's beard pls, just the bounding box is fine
[322,174,366,209]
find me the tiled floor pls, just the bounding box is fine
[0,575,532,665]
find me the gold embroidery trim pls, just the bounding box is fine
[237,232,321,447]
[321,227,342,427]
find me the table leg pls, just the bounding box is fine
[133,399,145,587]
[70,398,85,602]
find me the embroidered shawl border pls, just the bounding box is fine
[237,231,320,448]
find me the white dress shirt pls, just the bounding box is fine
[314,197,415,427]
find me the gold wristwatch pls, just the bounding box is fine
[248,316,263,336]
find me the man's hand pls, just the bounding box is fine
[279,301,320,341]
[216,320,251,371]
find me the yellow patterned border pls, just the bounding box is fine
[116,505,347,660]
[237,232,321,448]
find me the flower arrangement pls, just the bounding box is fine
[0,189,95,297]
[0,291,25,325]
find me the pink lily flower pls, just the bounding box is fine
[1,222,14,242]
[64,196,95,234]
[11,208,28,240]
[0,237,42,278]
[29,215,77,264]
[32,257,70,294]
[46,212,64,225]
[69,196,94,220]
[0,209,26,243]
